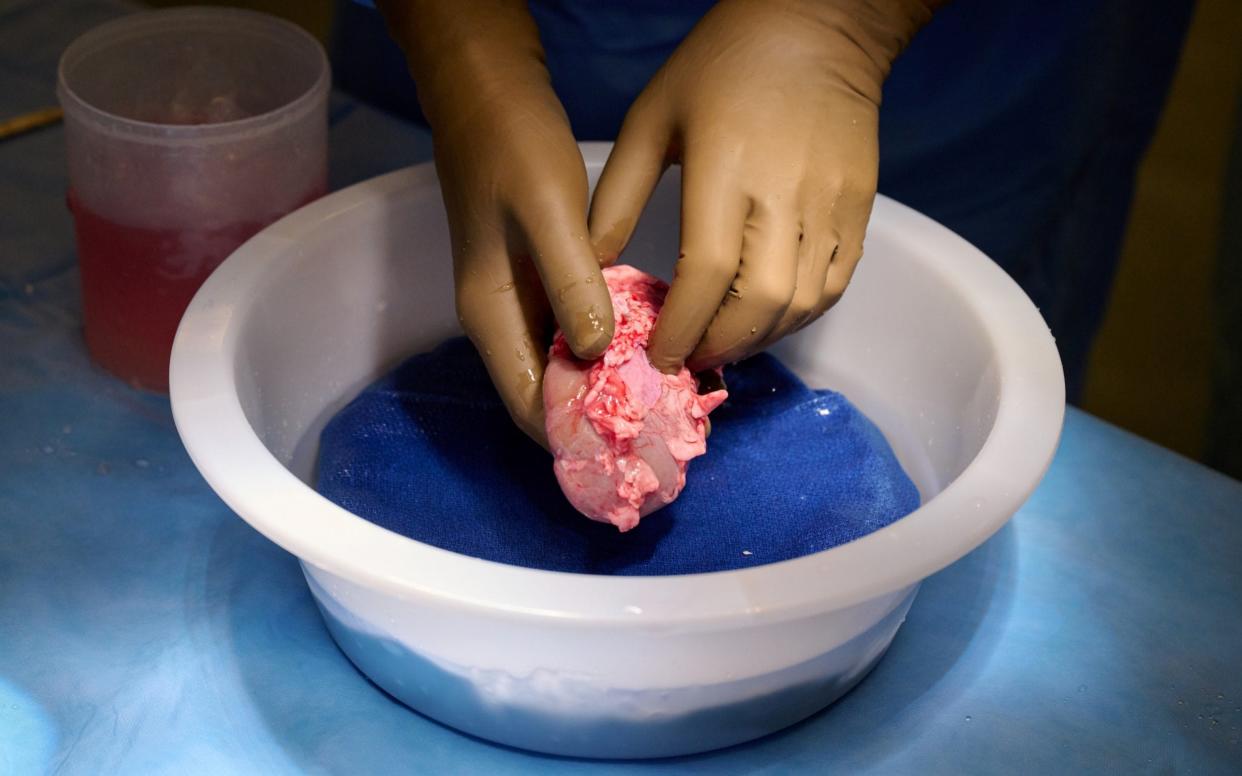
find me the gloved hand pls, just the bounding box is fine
[589,0,937,373]
[379,0,615,445]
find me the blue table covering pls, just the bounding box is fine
[2,1,1240,773]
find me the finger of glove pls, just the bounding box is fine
[588,100,672,267]
[646,162,748,373]
[686,205,800,372]
[763,223,838,347]
[455,245,552,448]
[796,235,865,332]
[513,178,616,360]
[795,191,873,331]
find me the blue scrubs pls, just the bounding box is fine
[333,0,1194,400]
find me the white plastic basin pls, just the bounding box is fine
[170,142,1064,759]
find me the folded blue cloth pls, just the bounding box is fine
[316,338,919,576]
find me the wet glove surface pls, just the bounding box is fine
[316,337,919,575]
[589,0,937,374]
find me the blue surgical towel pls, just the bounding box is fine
[316,338,919,576]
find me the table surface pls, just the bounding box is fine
[2,2,1241,773]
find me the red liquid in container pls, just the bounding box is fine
[69,184,326,392]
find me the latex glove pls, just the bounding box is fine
[379,0,615,444]
[589,0,936,373]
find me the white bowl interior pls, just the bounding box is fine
[237,170,995,502]
[173,143,1063,624]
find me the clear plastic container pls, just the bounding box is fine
[58,8,329,392]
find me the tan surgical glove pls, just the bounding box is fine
[589,0,937,373]
[379,0,615,445]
